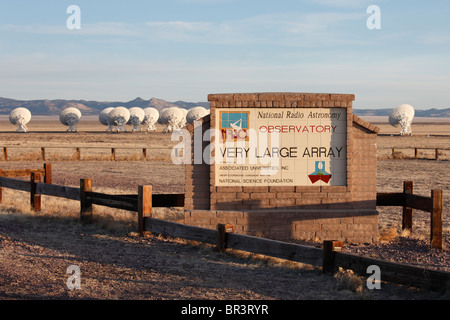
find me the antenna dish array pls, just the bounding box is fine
[9,107,32,132]
[186,106,209,125]
[159,107,184,133]
[60,107,82,132]
[389,104,415,136]
[108,107,130,132]
[127,107,145,132]
[4,105,211,133]
[99,107,114,131]
[142,107,159,132]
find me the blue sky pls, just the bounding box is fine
[0,0,449,109]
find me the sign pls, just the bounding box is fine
[215,108,347,186]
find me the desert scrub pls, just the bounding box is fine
[379,227,399,242]
[0,187,137,235]
[334,267,370,299]
[0,186,184,235]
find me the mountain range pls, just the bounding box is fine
[353,108,450,118]
[0,97,448,118]
[0,97,210,116]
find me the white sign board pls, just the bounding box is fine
[214,108,347,186]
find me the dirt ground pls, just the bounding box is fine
[0,116,449,302]
[5,213,445,302]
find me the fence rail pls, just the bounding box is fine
[140,219,450,292]
[376,181,443,249]
[380,147,450,160]
[0,164,184,219]
[0,176,31,192]
[0,146,174,161]
[330,242,450,292]
[86,191,138,212]
[35,183,80,201]
[0,165,448,293]
[3,145,448,162]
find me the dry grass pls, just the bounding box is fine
[0,116,448,300]
[0,187,184,236]
[333,267,371,300]
[379,227,399,243]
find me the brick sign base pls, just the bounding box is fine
[184,93,380,244]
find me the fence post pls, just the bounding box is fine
[76,147,81,161]
[138,185,152,235]
[0,169,2,203]
[30,172,42,211]
[414,148,418,159]
[41,147,46,161]
[403,181,413,233]
[80,179,93,223]
[3,147,7,161]
[143,148,147,161]
[323,240,343,273]
[430,190,443,249]
[435,148,439,161]
[217,224,235,253]
[111,148,116,161]
[44,163,52,184]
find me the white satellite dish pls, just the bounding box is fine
[389,104,415,136]
[186,106,209,124]
[9,107,32,132]
[60,107,82,132]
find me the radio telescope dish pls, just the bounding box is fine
[9,107,31,132]
[186,106,209,124]
[127,107,145,132]
[389,104,415,136]
[60,107,82,132]
[142,107,159,131]
[108,107,130,132]
[99,107,114,131]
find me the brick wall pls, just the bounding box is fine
[184,92,380,244]
[185,209,378,243]
[184,115,211,211]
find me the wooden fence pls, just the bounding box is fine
[0,167,448,293]
[377,181,443,249]
[323,240,450,293]
[3,146,448,162]
[0,164,184,224]
[1,146,174,161]
[139,219,450,292]
[381,147,450,160]
[0,163,53,203]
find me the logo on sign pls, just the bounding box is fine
[308,161,332,184]
[219,112,250,141]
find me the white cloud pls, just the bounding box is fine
[180,0,235,3]
[0,22,140,37]
[418,33,450,45]
[306,0,380,8]
[138,11,365,48]
[1,9,365,48]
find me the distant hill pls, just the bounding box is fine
[0,97,448,118]
[354,108,450,118]
[0,97,210,116]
